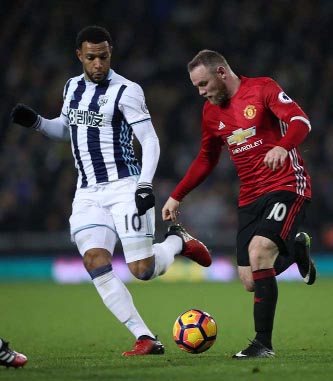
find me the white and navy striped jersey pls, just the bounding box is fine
[61,69,151,188]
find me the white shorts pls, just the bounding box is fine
[69,176,155,263]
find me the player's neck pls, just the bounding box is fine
[228,74,241,98]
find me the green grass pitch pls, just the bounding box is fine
[0,279,332,381]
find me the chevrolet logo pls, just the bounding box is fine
[227,127,256,146]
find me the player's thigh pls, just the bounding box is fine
[237,191,309,264]
[69,187,115,237]
[237,202,259,266]
[248,235,279,270]
[112,200,155,263]
[73,226,117,257]
[256,191,310,256]
[69,194,117,256]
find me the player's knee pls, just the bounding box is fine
[83,248,111,272]
[128,257,155,281]
[248,245,266,266]
[238,267,254,292]
[239,275,254,292]
[241,278,254,292]
[134,268,154,281]
[248,236,277,270]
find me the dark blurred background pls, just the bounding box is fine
[1,0,332,257]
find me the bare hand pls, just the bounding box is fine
[263,146,288,171]
[162,197,180,221]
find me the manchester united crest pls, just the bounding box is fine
[243,105,256,119]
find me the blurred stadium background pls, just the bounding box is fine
[1,0,333,282]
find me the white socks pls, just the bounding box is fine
[149,235,182,279]
[93,270,154,339]
[91,235,183,339]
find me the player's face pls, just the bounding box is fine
[76,41,112,83]
[190,65,229,105]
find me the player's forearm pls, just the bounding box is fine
[138,134,160,183]
[171,151,218,202]
[36,115,70,141]
[133,119,160,184]
[277,117,310,151]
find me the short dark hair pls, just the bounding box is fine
[187,49,229,73]
[76,25,112,49]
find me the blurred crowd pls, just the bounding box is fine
[1,0,332,253]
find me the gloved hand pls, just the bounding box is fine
[135,183,155,216]
[10,103,39,128]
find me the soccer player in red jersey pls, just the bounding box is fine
[162,50,316,359]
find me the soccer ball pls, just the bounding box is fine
[173,309,217,354]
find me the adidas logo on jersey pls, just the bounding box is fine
[218,121,225,130]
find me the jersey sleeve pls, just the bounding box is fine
[262,79,310,128]
[171,112,223,202]
[262,79,311,150]
[119,83,151,126]
[132,119,160,184]
[60,80,71,124]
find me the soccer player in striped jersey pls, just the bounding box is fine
[0,337,27,368]
[10,26,211,356]
[162,50,316,359]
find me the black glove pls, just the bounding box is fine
[10,103,39,128]
[135,183,155,216]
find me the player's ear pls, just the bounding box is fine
[76,49,83,62]
[217,66,227,79]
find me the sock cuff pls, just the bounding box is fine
[136,263,155,281]
[89,264,113,279]
[252,268,276,281]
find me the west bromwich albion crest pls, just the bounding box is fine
[98,95,109,107]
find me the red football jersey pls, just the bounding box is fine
[172,76,311,206]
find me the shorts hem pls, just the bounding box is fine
[71,224,117,240]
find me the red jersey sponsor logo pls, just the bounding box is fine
[227,126,257,146]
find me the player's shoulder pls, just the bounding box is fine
[65,74,85,85]
[111,71,143,94]
[63,74,84,97]
[242,76,276,88]
[241,76,282,100]
[110,70,133,86]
